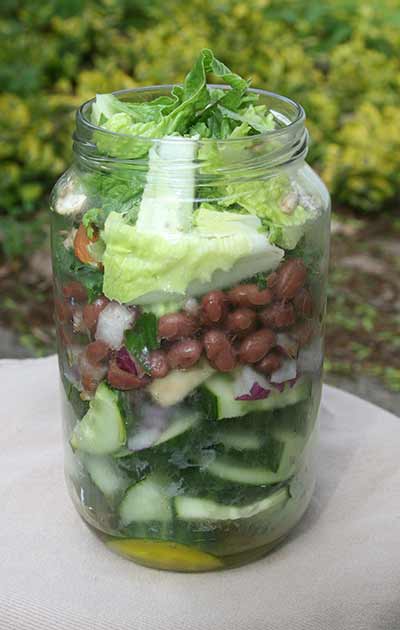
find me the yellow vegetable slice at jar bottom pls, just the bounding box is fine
[107,538,223,571]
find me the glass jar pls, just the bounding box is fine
[50,86,330,572]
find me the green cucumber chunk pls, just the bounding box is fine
[201,374,310,420]
[175,486,289,521]
[119,475,173,526]
[70,383,126,455]
[205,430,307,485]
[154,409,201,446]
[82,454,130,498]
[148,360,215,407]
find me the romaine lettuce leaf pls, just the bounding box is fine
[220,175,315,249]
[101,209,283,304]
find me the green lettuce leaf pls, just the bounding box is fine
[101,209,283,304]
[220,175,315,249]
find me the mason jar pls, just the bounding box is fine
[50,86,330,572]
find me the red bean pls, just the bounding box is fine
[293,288,313,318]
[82,297,110,332]
[158,313,198,341]
[167,339,203,369]
[203,329,229,361]
[266,271,279,290]
[203,329,237,372]
[201,291,228,324]
[62,281,87,303]
[54,297,72,324]
[148,350,169,379]
[259,302,296,329]
[225,308,257,336]
[290,321,314,347]
[227,284,272,307]
[255,352,282,375]
[274,259,307,300]
[79,351,107,393]
[86,340,110,365]
[212,346,237,372]
[238,329,276,364]
[107,360,149,390]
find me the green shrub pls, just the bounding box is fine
[1,0,399,259]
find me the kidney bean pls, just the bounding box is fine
[225,308,257,336]
[86,340,110,365]
[290,320,314,347]
[201,291,228,324]
[83,297,110,332]
[62,281,87,303]
[212,346,237,372]
[259,302,296,329]
[203,330,237,372]
[238,329,276,364]
[167,339,203,369]
[293,288,313,318]
[148,350,170,379]
[203,329,228,360]
[107,360,149,390]
[274,259,307,300]
[79,351,107,393]
[255,351,283,375]
[266,272,279,290]
[227,284,272,307]
[54,297,72,324]
[158,312,198,341]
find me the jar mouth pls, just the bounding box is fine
[77,84,305,145]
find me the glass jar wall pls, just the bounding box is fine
[51,85,330,572]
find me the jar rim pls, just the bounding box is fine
[77,84,305,145]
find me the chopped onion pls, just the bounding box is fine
[116,347,137,375]
[298,336,323,373]
[95,302,135,349]
[270,358,297,384]
[127,404,170,451]
[183,297,200,316]
[276,332,299,358]
[234,366,270,401]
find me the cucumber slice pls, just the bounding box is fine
[119,475,173,526]
[148,360,215,407]
[202,374,310,420]
[175,486,289,521]
[154,409,201,446]
[214,429,264,451]
[206,432,306,485]
[83,454,130,498]
[70,383,126,455]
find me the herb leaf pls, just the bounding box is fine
[124,312,159,372]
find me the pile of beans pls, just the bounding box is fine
[55,258,315,393]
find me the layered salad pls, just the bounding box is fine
[51,50,327,571]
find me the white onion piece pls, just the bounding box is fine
[233,366,270,399]
[270,358,297,384]
[276,332,299,358]
[298,336,323,373]
[55,192,87,216]
[95,302,135,349]
[127,404,170,451]
[183,297,200,316]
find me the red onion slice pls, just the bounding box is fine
[234,366,271,401]
[116,347,138,375]
[270,358,297,384]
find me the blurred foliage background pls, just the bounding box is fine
[0,0,399,409]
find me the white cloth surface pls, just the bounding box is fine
[0,355,399,630]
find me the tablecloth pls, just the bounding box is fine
[0,356,399,630]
